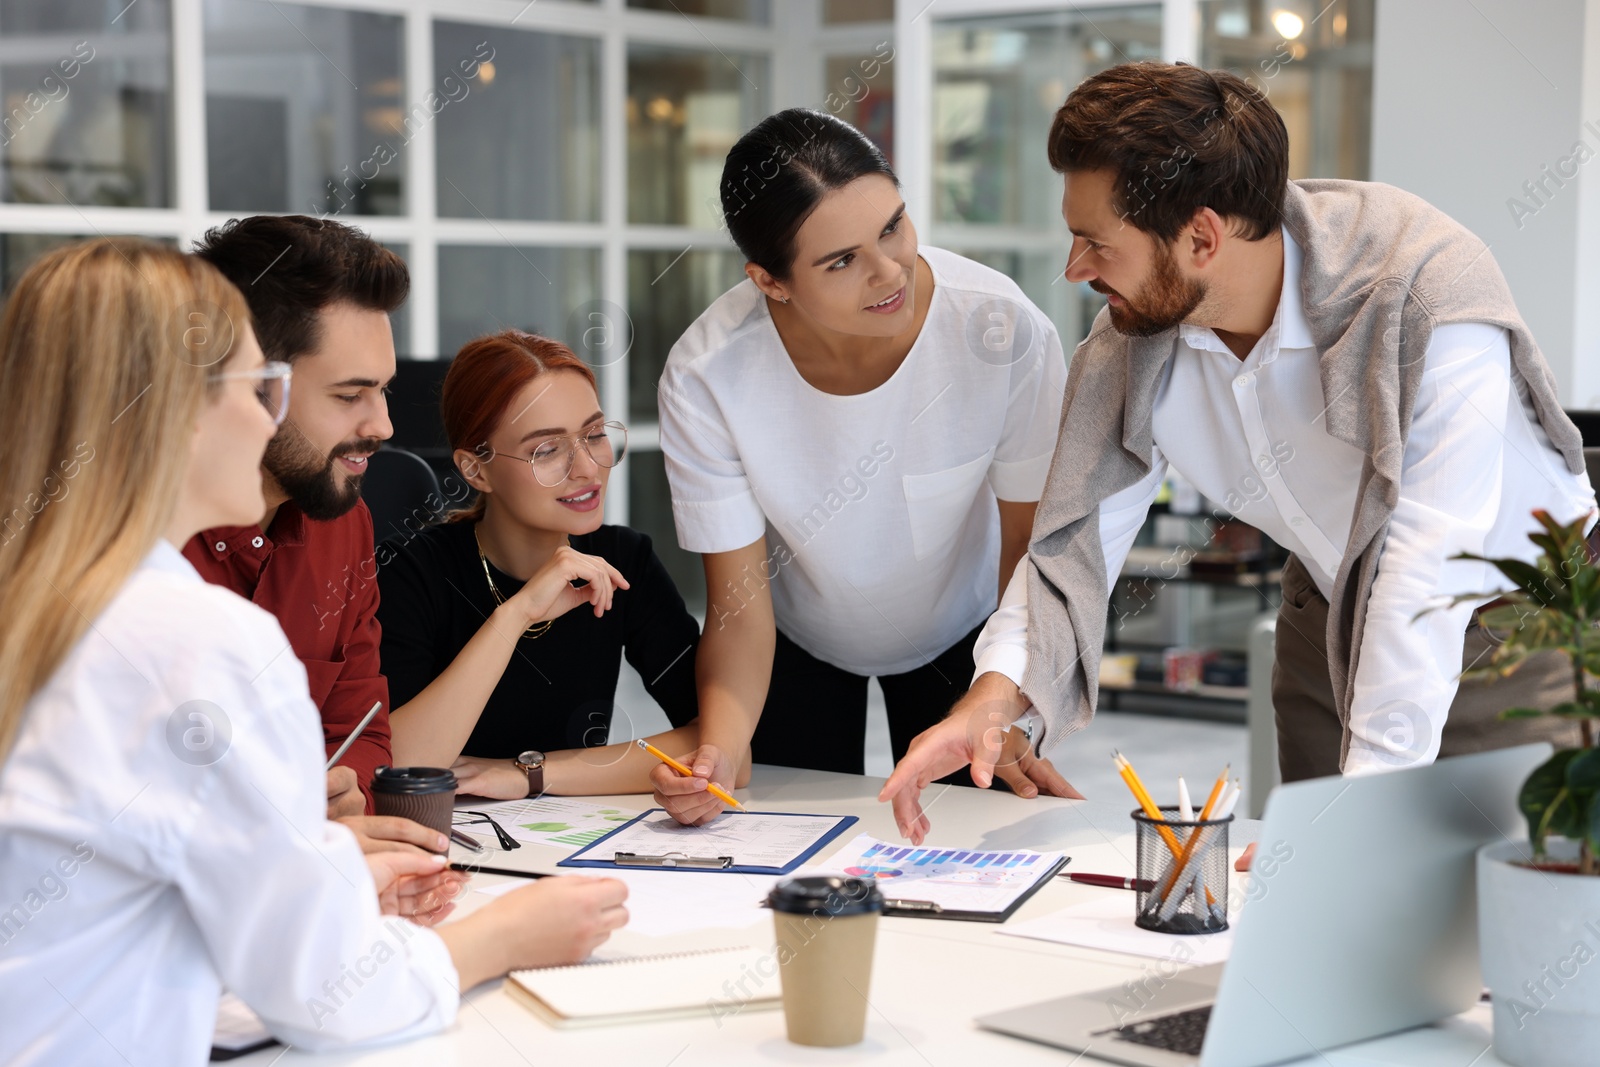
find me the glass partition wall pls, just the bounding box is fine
[0,0,1373,618]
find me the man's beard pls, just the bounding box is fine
[264,423,382,522]
[1093,240,1206,337]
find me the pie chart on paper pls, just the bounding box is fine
[845,865,904,879]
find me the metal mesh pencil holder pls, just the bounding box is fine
[1131,806,1232,934]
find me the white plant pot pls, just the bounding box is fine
[1478,838,1600,1067]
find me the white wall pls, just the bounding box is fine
[1372,0,1600,406]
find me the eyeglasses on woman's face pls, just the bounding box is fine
[208,360,293,427]
[487,420,628,488]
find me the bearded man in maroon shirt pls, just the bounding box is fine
[185,215,441,855]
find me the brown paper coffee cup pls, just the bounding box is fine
[370,766,456,852]
[767,876,884,1047]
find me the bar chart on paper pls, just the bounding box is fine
[465,797,642,849]
[822,834,1068,916]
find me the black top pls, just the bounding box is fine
[376,520,700,759]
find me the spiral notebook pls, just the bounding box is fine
[506,945,781,1028]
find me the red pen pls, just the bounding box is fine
[1062,872,1156,892]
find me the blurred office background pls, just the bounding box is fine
[3,0,1596,793]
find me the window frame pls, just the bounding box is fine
[0,0,1221,525]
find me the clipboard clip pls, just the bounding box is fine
[884,899,944,914]
[613,851,734,869]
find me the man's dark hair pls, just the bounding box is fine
[192,215,409,363]
[720,108,898,280]
[1048,62,1288,242]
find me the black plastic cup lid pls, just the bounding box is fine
[767,875,883,917]
[371,766,458,794]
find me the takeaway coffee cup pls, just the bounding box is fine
[766,875,884,1047]
[370,766,457,852]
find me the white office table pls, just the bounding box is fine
[234,765,1508,1066]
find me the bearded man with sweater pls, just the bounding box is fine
[880,62,1597,844]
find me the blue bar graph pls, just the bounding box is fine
[952,852,969,862]
[1021,855,1037,866]
[975,854,991,867]
[864,843,882,859]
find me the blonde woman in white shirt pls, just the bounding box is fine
[653,110,1081,824]
[0,238,627,1067]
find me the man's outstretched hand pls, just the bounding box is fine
[877,673,1083,844]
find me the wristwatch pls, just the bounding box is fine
[514,750,546,797]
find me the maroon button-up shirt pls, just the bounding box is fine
[183,500,391,813]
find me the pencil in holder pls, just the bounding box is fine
[1131,806,1232,935]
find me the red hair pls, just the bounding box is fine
[440,329,598,523]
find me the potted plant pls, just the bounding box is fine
[1437,511,1600,1066]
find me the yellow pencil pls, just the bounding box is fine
[1196,764,1231,822]
[1152,764,1233,903]
[1114,752,1184,856]
[1114,751,1219,908]
[635,739,743,809]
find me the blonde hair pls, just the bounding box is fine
[0,238,252,762]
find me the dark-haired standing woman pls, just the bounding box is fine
[653,109,1076,824]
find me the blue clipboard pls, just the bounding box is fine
[556,809,859,875]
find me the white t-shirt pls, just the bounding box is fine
[658,246,1067,676]
[0,541,458,1066]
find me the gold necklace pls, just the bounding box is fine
[474,527,553,640]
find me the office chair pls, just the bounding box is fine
[361,445,445,546]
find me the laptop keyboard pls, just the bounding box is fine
[1094,1004,1212,1056]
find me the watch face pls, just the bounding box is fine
[517,750,545,767]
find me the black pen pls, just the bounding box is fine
[449,863,549,879]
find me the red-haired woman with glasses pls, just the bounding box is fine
[377,330,722,800]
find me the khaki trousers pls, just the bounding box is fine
[1272,554,1580,782]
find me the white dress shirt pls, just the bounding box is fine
[0,541,459,1067]
[659,246,1066,676]
[978,229,1596,773]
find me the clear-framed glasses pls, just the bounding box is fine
[208,360,292,426]
[452,810,521,851]
[496,421,628,488]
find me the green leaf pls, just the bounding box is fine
[1589,791,1600,859]
[1499,706,1550,720]
[1567,748,1600,793]
[1454,554,1567,608]
[1476,605,1578,658]
[1550,701,1600,719]
[1522,751,1582,849]
[1572,558,1600,615]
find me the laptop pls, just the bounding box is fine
[975,743,1549,1067]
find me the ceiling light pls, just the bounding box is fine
[1271,9,1305,38]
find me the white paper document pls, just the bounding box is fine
[481,868,777,937]
[813,833,1067,916]
[997,895,1235,966]
[455,796,642,850]
[562,809,850,870]
[211,992,273,1054]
